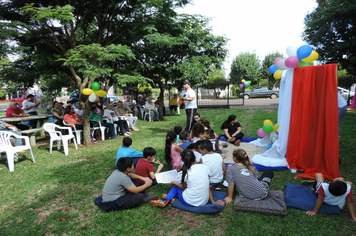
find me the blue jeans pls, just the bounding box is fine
[165,186,193,207]
[5,129,23,146]
[114,120,129,134]
[23,111,38,128]
[100,123,116,136]
[338,105,348,137]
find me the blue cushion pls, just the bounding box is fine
[171,191,226,214]
[218,135,258,143]
[253,163,289,171]
[284,183,340,215]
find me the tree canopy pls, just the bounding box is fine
[303,0,356,75]
[229,52,261,84]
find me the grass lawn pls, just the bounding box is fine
[0,108,355,235]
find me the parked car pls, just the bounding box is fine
[338,87,354,101]
[11,94,41,104]
[239,86,279,99]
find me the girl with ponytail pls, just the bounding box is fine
[164,132,183,170]
[151,150,225,208]
[223,149,274,204]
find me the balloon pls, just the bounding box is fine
[296,61,311,67]
[273,69,282,79]
[274,57,283,66]
[82,88,94,95]
[269,65,278,74]
[273,123,279,132]
[244,84,248,88]
[286,45,298,57]
[94,90,106,97]
[301,51,319,63]
[241,79,246,83]
[263,124,273,133]
[247,81,251,86]
[276,59,288,70]
[285,56,300,68]
[88,93,97,102]
[239,84,243,88]
[297,45,312,60]
[91,82,101,91]
[263,119,273,126]
[257,128,268,137]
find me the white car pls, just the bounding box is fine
[338,87,354,101]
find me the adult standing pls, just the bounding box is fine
[5,102,30,130]
[22,94,40,128]
[338,93,348,138]
[178,81,197,132]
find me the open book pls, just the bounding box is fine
[155,170,181,184]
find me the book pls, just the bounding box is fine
[155,170,181,184]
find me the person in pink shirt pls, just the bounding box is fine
[5,102,29,130]
[164,132,183,170]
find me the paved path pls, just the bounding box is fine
[241,98,279,109]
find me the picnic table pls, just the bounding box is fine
[3,115,49,146]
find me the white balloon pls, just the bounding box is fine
[286,45,298,57]
[88,93,97,102]
[276,59,288,70]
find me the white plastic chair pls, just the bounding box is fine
[90,120,106,141]
[43,123,78,155]
[102,118,120,136]
[62,120,83,145]
[0,131,35,172]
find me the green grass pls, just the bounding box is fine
[1,108,356,235]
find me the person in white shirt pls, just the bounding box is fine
[104,104,131,136]
[22,94,40,128]
[123,96,138,117]
[338,93,347,138]
[145,97,159,121]
[198,139,226,187]
[74,103,84,118]
[177,81,197,132]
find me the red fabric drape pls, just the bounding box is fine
[287,64,340,180]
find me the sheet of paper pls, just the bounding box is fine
[155,170,181,184]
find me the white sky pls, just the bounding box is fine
[176,0,318,75]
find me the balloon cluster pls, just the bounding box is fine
[257,120,279,137]
[82,82,107,102]
[269,45,319,79]
[239,79,251,88]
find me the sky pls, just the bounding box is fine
[176,0,318,75]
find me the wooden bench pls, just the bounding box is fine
[21,127,44,147]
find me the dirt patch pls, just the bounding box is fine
[68,158,88,164]
[157,208,205,235]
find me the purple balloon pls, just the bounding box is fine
[257,128,268,137]
[274,57,283,66]
[285,56,300,68]
[239,84,243,88]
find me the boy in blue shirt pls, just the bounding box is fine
[115,137,143,167]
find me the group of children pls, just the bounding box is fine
[95,115,356,222]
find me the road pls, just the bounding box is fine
[242,98,279,109]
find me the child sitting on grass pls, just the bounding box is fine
[94,157,156,211]
[186,142,202,163]
[173,126,182,145]
[204,129,223,154]
[178,131,191,151]
[115,137,143,167]
[150,150,225,208]
[189,123,205,143]
[198,140,226,190]
[165,132,183,170]
[135,147,164,186]
[224,149,274,204]
[305,173,356,221]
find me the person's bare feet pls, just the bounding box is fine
[227,137,235,142]
[132,128,139,131]
[124,133,130,136]
[234,140,241,146]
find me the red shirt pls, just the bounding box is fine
[135,158,154,184]
[64,113,82,123]
[5,107,25,118]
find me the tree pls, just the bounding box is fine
[0,0,188,145]
[132,14,227,118]
[303,0,356,75]
[260,52,284,89]
[229,52,261,84]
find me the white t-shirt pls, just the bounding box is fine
[193,151,202,163]
[178,164,211,207]
[180,88,197,109]
[202,153,224,184]
[22,100,37,113]
[103,109,119,122]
